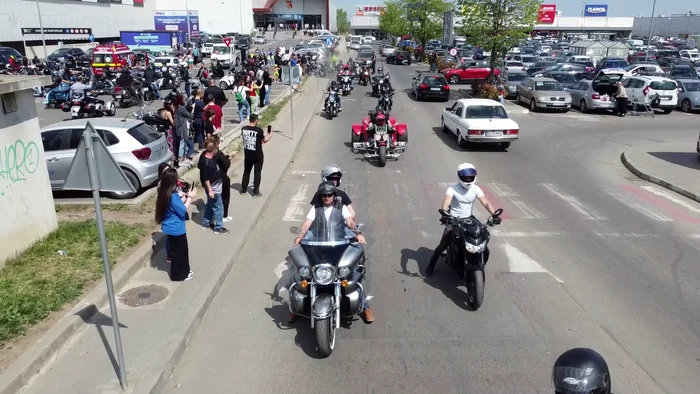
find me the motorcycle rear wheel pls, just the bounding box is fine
[466,270,485,310]
[378,145,387,167]
[315,316,335,357]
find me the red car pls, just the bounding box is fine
[441,60,499,84]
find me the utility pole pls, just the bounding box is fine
[185,0,191,43]
[35,0,48,61]
[644,0,657,61]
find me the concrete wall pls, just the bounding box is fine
[155,0,255,35]
[632,16,700,37]
[0,76,57,268]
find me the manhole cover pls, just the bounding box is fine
[119,285,169,307]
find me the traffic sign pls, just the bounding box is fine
[89,34,94,42]
[449,48,457,56]
[325,37,332,46]
[223,37,232,47]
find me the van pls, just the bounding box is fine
[210,43,241,68]
[92,44,136,76]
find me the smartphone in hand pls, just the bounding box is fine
[267,125,272,134]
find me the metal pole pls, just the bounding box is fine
[185,0,191,44]
[83,125,128,390]
[645,0,657,61]
[290,84,294,139]
[35,0,48,61]
[239,0,244,34]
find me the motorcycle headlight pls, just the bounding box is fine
[465,241,487,254]
[374,133,381,141]
[337,266,351,279]
[313,266,334,284]
[298,266,311,278]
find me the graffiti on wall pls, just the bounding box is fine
[0,139,40,196]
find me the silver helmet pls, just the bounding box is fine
[321,164,342,186]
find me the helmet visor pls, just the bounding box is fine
[458,167,477,184]
[553,367,608,393]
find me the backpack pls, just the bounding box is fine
[234,87,244,103]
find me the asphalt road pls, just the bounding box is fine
[160,48,700,393]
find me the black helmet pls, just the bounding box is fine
[317,181,336,197]
[553,348,611,394]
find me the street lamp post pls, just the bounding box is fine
[34,0,48,61]
[185,0,191,43]
[645,0,657,61]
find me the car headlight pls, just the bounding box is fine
[337,266,351,278]
[298,266,311,278]
[537,97,548,102]
[694,96,700,101]
[465,241,487,254]
[313,266,334,284]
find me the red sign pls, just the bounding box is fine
[355,11,364,16]
[223,37,232,47]
[537,4,556,24]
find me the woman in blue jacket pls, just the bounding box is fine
[155,168,197,281]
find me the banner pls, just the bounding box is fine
[21,27,92,35]
[153,10,200,39]
[120,31,173,50]
[537,4,556,24]
[584,5,608,17]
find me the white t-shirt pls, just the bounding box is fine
[233,85,249,99]
[306,205,352,221]
[446,183,484,218]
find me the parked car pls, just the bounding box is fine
[668,64,699,79]
[440,98,519,149]
[380,45,396,57]
[595,57,628,72]
[348,40,361,50]
[47,47,85,62]
[41,119,173,199]
[411,72,450,101]
[507,54,538,67]
[622,75,679,114]
[532,63,591,80]
[542,71,579,88]
[502,69,528,98]
[502,60,524,72]
[567,80,618,113]
[515,77,572,112]
[386,51,411,65]
[675,79,700,112]
[441,60,498,84]
[252,35,267,44]
[525,61,557,75]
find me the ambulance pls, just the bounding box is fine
[91,43,139,77]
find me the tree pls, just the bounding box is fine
[379,1,409,39]
[336,9,350,34]
[380,0,452,48]
[457,0,541,81]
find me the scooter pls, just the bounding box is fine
[61,91,116,119]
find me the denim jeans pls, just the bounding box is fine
[178,137,194,159]
[151,82,161,98]
[184,81,191,97]
[250,95,259,115]
[264,85,271,105]
[201,193,223,230]
[237,100,250,122]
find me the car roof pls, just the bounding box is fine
[418,72,446,78]
[41,118,144,132]
[530,77,558,82]
[632,75,674,81]
[676,78,700,84]
[455,98,505,106]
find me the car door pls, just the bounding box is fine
[41,128,74,188]
[568,81,584,102]
[519,79,532,102]
[451,103,464,135]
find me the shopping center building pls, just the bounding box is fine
[349,5,383,36]
[252,0,333,31]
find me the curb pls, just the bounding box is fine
[0,237,163,394]
[621,147,700,203]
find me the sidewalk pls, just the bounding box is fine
[11,77,327,394]
[622,142,700,203]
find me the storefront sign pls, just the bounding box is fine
[355,11,364,16]
[21,27,92,35]
[120,32,172,48]
[133,0,144,6]
[153,10,199,38]
[357,5,385,15]
[537,4,556,24]
[584,5,608,17]
[269,14,304,21]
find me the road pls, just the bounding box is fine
[159,48,700,393]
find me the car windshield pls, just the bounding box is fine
[51,48,70,55]
[507,73,527,81]
[521,56,537,63]
[672,67,697,77]
[649,80,679,90]
[212,48,227,55]
[466,105,509,119]
[534,81,564,91]
[683,82,700,92]
[357,52,373,59]
[549,73,577,83]
[351,40,360,44]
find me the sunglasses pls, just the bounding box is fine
[321,194,334,198]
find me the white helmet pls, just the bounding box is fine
[321,164,342,186]
[457,163,477,189]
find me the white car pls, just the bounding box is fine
[604,64,664,76]
[363,36,375,43]
[502,60,525,72]
[440,98,520,149]
[381,45,396,57]
[252,35,267,44]
[622,75,679,113]
[153,57,180,68]
[348,40,361,50]
[201,42,214,56]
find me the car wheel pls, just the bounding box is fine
[219,81,229,89]
[529,99,537,112]
[515,93,520,104]
[500,142,511,150]
[108,169,140,199]
[681,99,691,113]
[580,99,588,113]
[416,91,421,101]
[441,118,449,133]
[456,130,468,148]
[561,109,570,113]
[449,75,459,84]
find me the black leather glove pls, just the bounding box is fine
[492,216,502,225]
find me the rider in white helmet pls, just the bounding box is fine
[309,164,355,218]
[425,163,501,277]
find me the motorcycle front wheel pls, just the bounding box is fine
[466,269,485,310]
[315,316,335,357]
[378,145,387,167]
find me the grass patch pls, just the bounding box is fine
[0,220,147,345]
[259,97,289,128]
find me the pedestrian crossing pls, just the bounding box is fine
[280,178,700,226]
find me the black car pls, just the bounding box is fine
[0,46,24,64]
[387,51,411,65]
[47,47,85,62]
[236,38,249,50]
[526,61,556,75]
[411,73,449,101]
[542,71,579,88]
[533,63,591,80]
[669,64,699,79]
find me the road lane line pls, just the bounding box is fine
[504,244,563,283]
[604,187,672,221]
[640,185,700,214]
[492,230,565,237]
[489,183,546,219]
[541,183,607,220]
[394,183,423,220]
[282,184,309,222]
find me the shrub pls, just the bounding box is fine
[471,80,487,96]
[478,84,501,101]
[437,58,456,71]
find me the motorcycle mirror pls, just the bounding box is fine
[493,208,504,217]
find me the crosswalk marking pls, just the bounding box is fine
[489,183,546,219]
[603,187,672,221]
[394,183,423,220]
[541,183,607,220]
[639,185,700,214]
[282,185,309,222]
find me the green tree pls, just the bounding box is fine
[380,0,452,47]
[336,9,350,34]
[379,1,409,39]
[457,0,541,80]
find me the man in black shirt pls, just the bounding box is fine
[203,79,227,107]
[198,140,229,234]
[240,114,271,198]
[143,65,160,99]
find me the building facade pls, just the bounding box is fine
[632,14,700,38]
[350,5,383,36]
[155,0,254,36]
[252,0,330,31]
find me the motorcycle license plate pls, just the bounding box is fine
[485,131,503,137]
[430,88,440,91]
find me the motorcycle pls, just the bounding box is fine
[358,67,371,86]
[137,78,158,101]
[133,105,171,136]
[157,67,181,90]
[42,82,72,108]
[339,74,352,96]
[351,112,408,167]
[287,216,368,357]
[113,84,143,108]
[436,208,503,310]
[324,89,340,119]
[61,91,116,119]
[93,76,115,96]
[377,91,393,113]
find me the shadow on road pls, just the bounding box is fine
[648,151,700,170]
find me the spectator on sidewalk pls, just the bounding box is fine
[192,88,205,149]
[249,75,262,115]
[155,168,196,281]
[204,107,217,138]
[204,78,228,108]
[240,114,271,198]
[210,134,233,222]
[263,68,272,106]
[174,94,194,165]
[198,140,230,235]
[203,94,223,135]
[233,79,251,123]
[615,81,628,117]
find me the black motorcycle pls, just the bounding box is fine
[339,74,352,96]
[437,207,503,310]
[377,91,393,113]
[113,82,143,108]
[324,89,340,119]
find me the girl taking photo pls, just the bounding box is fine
[155,168,196,281]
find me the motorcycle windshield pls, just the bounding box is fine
[300,206,353,247]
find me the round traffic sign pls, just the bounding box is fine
[449,48,457,56]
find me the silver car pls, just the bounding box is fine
[502,70,528,98]
[676,78,700,113]
[567,80,618,113]
[42,119,173,199]
[252,35,267,44]
[381,45,396,57]
[515,77,572,112]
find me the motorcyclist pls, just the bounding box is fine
[69,76,93,98]
[371,66,386,96]
[553,348,612,394]
[337,64,354,90]
[323,80,342,112]
[309,164,355,218]
[143,64,161,99]
[378,75,395,111]
[291,181,373,324]
[116,68,140,102]
[424,163,501,277]
[364,109,395,143]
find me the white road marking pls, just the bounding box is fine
[291,170,401,175]
[394,183,423,220]
[595,232,663,238]
[504,244,563,283]
[492,230,565,237]
[603,187,672,221]
[640,185,700,214]
[489,183,546,219]
[541,183,607,220]
[282,184,309,221]
[421,231,429,238]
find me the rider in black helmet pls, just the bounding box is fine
[553,348,612,394]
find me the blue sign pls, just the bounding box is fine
[153,10,199,38]
[120,31,173,50]
[325,37,332,46]
[88,34,94,42]
[584,4,608,17]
